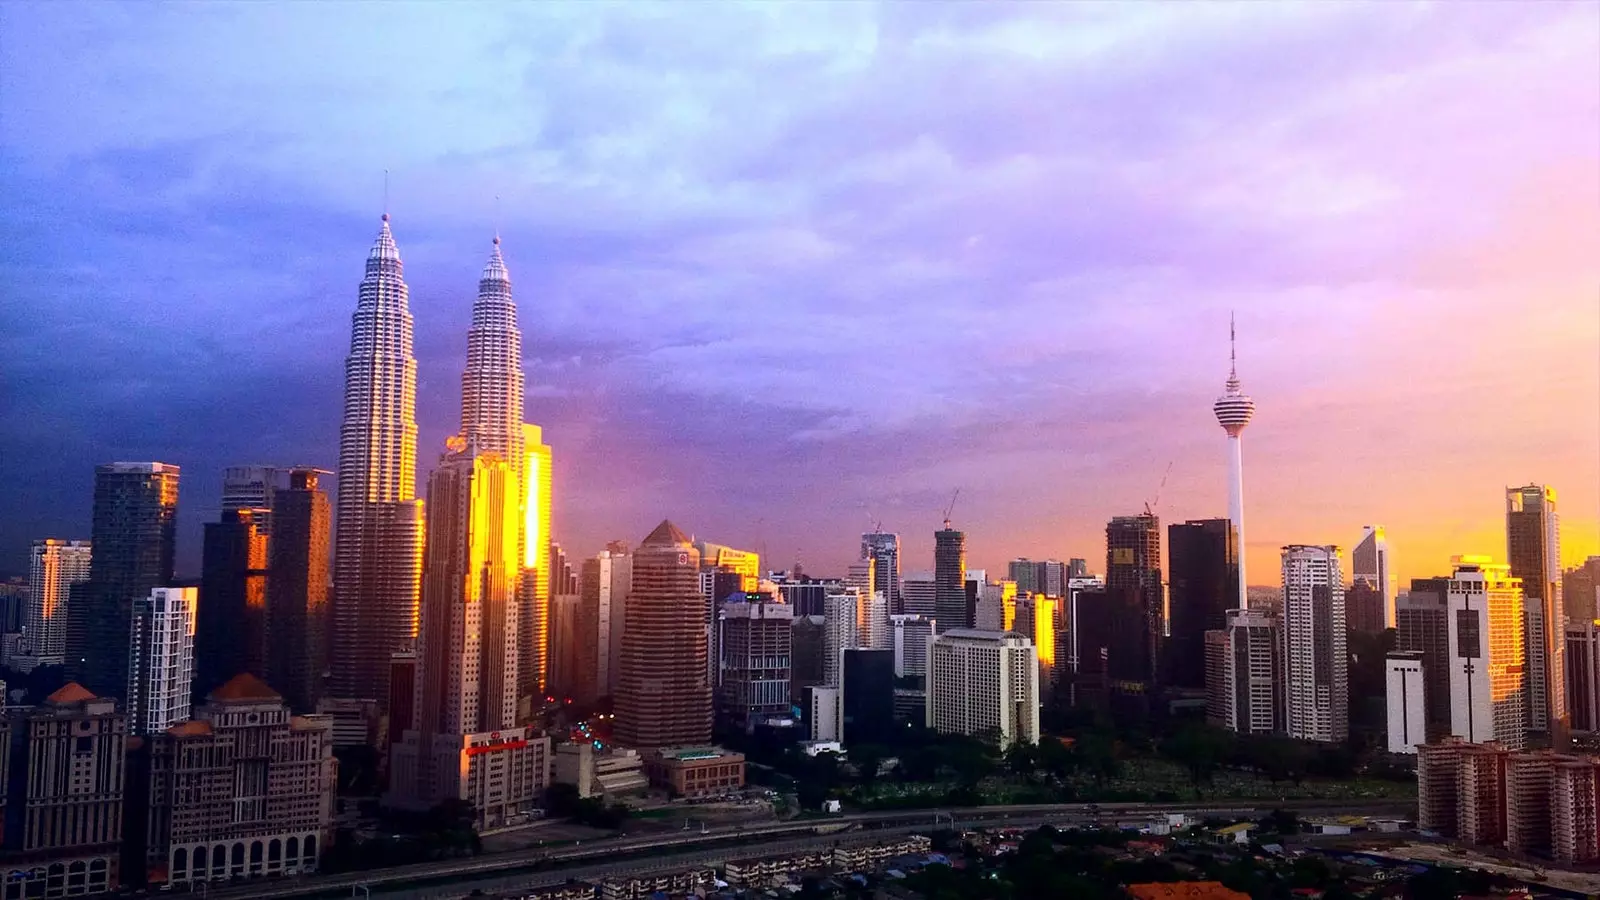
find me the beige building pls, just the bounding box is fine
[926,629,1039,748]
[552,742,648,801]
[0,683,126,900]
[1553,758,1600,863]
[644,747,745,799]
[153,674,337,887]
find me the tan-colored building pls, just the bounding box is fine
[645,747,745,799]
[552,742,647,801]
[1505,750,1590,857]
[1553,759,1600,863]
[1457,743,1509,846]
[0,683,126,900]
[154,674,337,887]
[1417,738,1466,835]
[599,868,714,900]
[614,522,713,750]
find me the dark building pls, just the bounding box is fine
[387,648,417,744]
[840,648,894,746]
[1507,484,1566,735]
[1166,518,1237,692]
[1347,579,1385,635]
[934,523,967,633]
[1567,622,1600,733]
[265,468,331,713]
[1106,514,1163,691]
[790,615,826,710]
[1396,577,1451,739]
[196,508,269,701]
[1071,587,1153,720]
[614,521,713,749]
[74,462,180,699]
[777,578,827,617]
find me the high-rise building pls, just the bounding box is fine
[839,648,894,746]
[933,522,967,633]
[547,592,590,706]
[265,467,331,713]
[0,683,126,898]
[1013,594,1059,689]
[519,424,553,709]
[1508,484,1566,736]
[1346,579,1385,635]
[197,508,268,701]
[1007,559,1041,596]
[1167,519,1237,692]
[1065,575,1105,676]
[1552,758,1600,863]
[901,572,937,620]
[1209,607,1282,735]
[807,686,840,742]
[1386,651,1426,754]
[1351,526,1396,629]
[127,587,197,736]
[822,588,860,688]
[1568,621,1600,732]
[221,466,291,536]
[21,539,91,670]
[1398,578,1453,739]
[790,615,826,707]
[775,575,827,617]
[1281,545,1348,743]
[1212,317,1255,610]
[1447,556,1527,749]
[926,629,1040,749]
[152,674,337,888]
[716,596,792,732]
[861,532,902,615]
[387,648,417,741]
[1106,514,1163,690]
[1565,557,1600,625]
[614,521,712,749]
[74,462,180,699]
[330,216,423,705]
[891,615,935,680]
[583,544,631,700]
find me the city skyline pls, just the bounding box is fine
[2,4,1597,586]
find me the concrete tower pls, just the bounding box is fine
[1213,316,1256,609]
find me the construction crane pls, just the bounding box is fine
[1143,461,1174,517]
[942,488,960,529]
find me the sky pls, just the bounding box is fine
[1,2,1597,587]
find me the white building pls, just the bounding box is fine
[901,572,937,620]
[891,615,935,679]
[126,586,196,735]
[1385,651,1426,754]
[588,548,632,699]
[858,592,889,651]
[1352,526,1397,628]
[1212,318,1256,609]
[808,686,840,742]
[1211,607,1281,735]
[1448,555,1527,749]
[1281,545,1348,743]
[21,539,92,670]
[925,629,1039,748]
[823,589,860,687]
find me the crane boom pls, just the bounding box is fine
[943,488,960,528]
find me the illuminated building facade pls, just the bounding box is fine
[127,587,197,736]
[861,532,901,614]
[76,462,180,700]
[265,468,331,713]
[1281,545,1347,743]
[926,629,1039,749]
[21,539,91,671]
[220,466,291,537]
[1448,556,1527,749]
[1352,525,1396,628]
[1213,318,1255,609]
[1013,594,1059,688]
[331,216,423,705]
[614,521,713,749]
[933,523,968,633]
[197,508,267,700]
[519,423,552,707]
[1507,484,1566,736]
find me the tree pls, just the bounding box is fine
[1259,808,1300,836]
[1004,742,1040,779]
[1159,725,1231,789]
[852,744,886,787]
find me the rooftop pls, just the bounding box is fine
[1126,882,1251,900]
[641,519,692,548]
[209,673,283,703]
[167,721,213,737]
[45,682,96,705]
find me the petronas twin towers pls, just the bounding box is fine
[330,215,552,742]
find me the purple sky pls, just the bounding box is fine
[1,2,1597,585]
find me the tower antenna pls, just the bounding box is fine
[494,194,501,244]
[383,169,389,219]
[1230,311,1237,377]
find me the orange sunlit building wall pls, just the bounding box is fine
[521,423,553,704]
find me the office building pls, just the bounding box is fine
[552,743,649,802]
[1106,514,1163,690]
[1386,651,1426,754]
[583,545,632,699]
[220,466,292,536]
[822,588,859,688]
[1008,560,1067,598]
[265,468,331,713]
[330,215,424,706]
[1281,545,1348,743]
[901,572,937,619]
[0,684,126,898]
[807,686,840,743]
[1397,578,1452,739]
[1350,525,1396,629]
[387,648,417,741]
[891,615,935,680]
[790,615,826,705]
[546,592,590,706]
[645,747,745,799]
[926,629,1040,749]
[1346,579,1384,636]
[1013,594,1059,688]
[1212,317,1256,609]
[775,575,827,617]
[857,591,888,652]
[519,424,554,709]
[1448,556,1527,748]
[715,595,792,731]
[154,674,337,887]
[1508,484,1566,735]
[839,648,894,746]
[75,462,180,699]
[1569,621,1600,732]
[1008,559,1040,596]
[196,508,267,701]
[1208,607,1282,735]
[1065,575,1105,675]
[127,587,197,736]
[614,521,712,749]
[1167,518,1237,691]
[933,522,967,633]
[861,531,901,614]
[20,539,91,671]
[1564,556,1600,625]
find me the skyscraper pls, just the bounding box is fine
[331,215,423,704]
[822,587,860,688]
[1508,484,1567,736]
[1565,556,1600,624]
[22,539,91,670]
[715,594,792,732]
[861,531,901,615]
[1211,606,1283,734]
[901,572,937,619]
[266,467,332,713]
[520,424,553,707]
[1447,556,1527,748]
[933,522,967,633]
[221,466,291,536]
[927,630,1040,749]
[126,586,197,736]
[1167,518,1237,691]
[197,508,268,700]
[614,521,712,749]
[1106,514,1163,690]
[1281,545,1348,743]
[1212,317,1255,609]
[76,462,180,699]
[584,545,632,700]
[1351,525,1396,628]
[1397,578,1452,739]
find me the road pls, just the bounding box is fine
[193,798,1415,900]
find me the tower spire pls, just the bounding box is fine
[383,169,389,221]
[1230,311,1237,378]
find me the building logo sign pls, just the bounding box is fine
[678,552,689,566]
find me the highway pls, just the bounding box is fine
[191,798,1416,900]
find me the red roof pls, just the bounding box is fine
[45,682,96,704]
[1126,883,1252,900]
[209,673,282,702]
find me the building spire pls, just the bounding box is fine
[1230,311,1237,378]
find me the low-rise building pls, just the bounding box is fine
[645,746,745,799]
[552,742,648,801]
[313,697,383,748]
[598,867,714,899]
